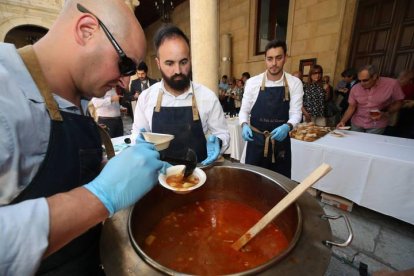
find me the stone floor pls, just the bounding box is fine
[121,116,414,276]
[321,201,414,276]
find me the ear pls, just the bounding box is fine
[155,57,161,70]
[74,15,99,46]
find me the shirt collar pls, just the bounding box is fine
[53,94,89,115]
[265,71,285,84]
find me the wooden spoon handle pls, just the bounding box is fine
[231,163,332,251]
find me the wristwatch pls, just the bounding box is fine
[286,122,293,131]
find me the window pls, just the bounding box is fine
[255,0,290,55]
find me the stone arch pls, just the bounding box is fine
[0,17,53,42]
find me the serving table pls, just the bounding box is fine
[291,131,414,225]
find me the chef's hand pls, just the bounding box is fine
[84,138,170,216]
[201,135,221,165]
[242,124,254,142]
[270,124,290,141]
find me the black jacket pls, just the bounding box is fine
[130,77,158,96]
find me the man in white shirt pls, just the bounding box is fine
[239,40,303,178]
[91,87,124,138]
[132,25,229,165]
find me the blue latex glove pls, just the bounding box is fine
[201,135,221,165]
[84,138,170,216]
[242,124,254,142]
[270,124,290,141]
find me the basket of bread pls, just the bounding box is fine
[289,122,332,142]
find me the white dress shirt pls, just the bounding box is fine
[239,71,303,127]
[132,80,230,153]
[90,88,121,117]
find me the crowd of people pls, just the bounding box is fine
[218,72,250,116]
[297,64,412,138]
[266,64,412,138]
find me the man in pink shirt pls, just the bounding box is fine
[337,65,404,134]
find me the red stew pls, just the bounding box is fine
[142,199,289,275]
[166,173,199,189]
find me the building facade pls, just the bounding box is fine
[1,0,413,90]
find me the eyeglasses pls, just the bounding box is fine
[77,3,137,76]
[360,77,372,83]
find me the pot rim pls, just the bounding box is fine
[127,165,303,276]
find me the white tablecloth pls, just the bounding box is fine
[291,131,414,225]
[224,117,245,160]
[111,135,131,155]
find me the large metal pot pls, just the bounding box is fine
[100,163,350,275]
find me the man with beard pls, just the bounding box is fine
[132,25,229,165]
[239,40,303,178]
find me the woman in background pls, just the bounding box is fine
[302,65,327,126]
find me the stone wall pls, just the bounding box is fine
[140,1,192,81]
[0,0,62,41]
[289,0,357,83]
[143,0,357,86]
[0,0,357,86]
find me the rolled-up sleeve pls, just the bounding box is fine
[204,96,230,154]
[0,198,50,275]
[287,76,304,127]
[239,78,261,126]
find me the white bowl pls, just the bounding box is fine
[142,132,174,151]
[158,165,207,194]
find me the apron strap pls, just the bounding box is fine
[250,125,276,163]
[283,74,290,101]
[260,71,290,101]
[97,124,115,160]
[191,86,200,121]
[17,46,63,121]
[154,84,200,121]
[155,89,163,112]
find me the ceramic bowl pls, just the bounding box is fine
[158,165,207,194]
[142,132,174,151]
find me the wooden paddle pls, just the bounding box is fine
[231,163,332,251]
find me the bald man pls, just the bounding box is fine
[0,1,169,274]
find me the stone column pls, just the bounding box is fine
[190,0,218,94]
[220,33,232,79]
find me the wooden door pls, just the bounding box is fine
[349,0,414,77]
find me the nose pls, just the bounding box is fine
[117,76,131,89]
[173,63,182,75]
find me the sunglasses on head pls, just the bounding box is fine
[77,3,137,76]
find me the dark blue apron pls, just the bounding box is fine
[245,73,291,178]
[11,46,104,276]
[152,86,207,161]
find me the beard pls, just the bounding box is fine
[161,69,191,91]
